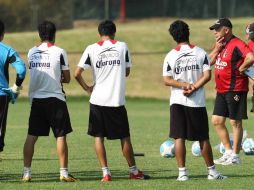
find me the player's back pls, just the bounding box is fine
[28,42,68,102]
[86,40,131,106]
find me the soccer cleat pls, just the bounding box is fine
[129,170,150,180]
[60,174,79,182]
[208,173,227,180]
[214,153,232,165]
[22,176,31,182]
[101,174,111,182]
[221,155,240,165]
[177,175,189,181]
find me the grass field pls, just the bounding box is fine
[1,97,254,190]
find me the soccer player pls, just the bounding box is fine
[22,21,78,182]
[162,20,226,181]
[74,20,150,182]
[209,18,254,165]
[0,19,26,153]
[245,23,254,112]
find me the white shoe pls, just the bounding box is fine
[177,175,189,181]
[208,172,227,180]
[214,153,232,165]
[221,155,240,165]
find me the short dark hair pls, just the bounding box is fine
[98,20,116,36]
[0,20,5,36]
[169,20,189,43]
[38,20,56,42]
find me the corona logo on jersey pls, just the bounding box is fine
[96,47,121,68]
[29,51,50,69]
[174,53,200,74]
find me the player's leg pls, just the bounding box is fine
[212,115,231,150]
[199,139,227,180]
[174,138,188,181]
[0,96,9,153]
[50,98,77,182]
[120,137,150,180]
[94,137,111,181]
[222,92,247,165]
[169,104,188,181]
[88,104,111,181]
[230,119,243,154]
[251,84,254,112]
[23,134,38,182]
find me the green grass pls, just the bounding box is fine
[1,97,254,190]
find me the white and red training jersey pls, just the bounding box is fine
[77,39,131,107]
[163,44,211,107]
[28,42,69,102]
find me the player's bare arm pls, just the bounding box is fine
[239,52,254,73]
[163,76,190,89]
[74,66,93,95]
[61,70,70,83]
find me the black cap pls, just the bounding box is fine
[246,23,254,39]
[209,18,232,30]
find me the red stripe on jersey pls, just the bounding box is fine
[97,40,117,46]
[110,39,117,44]
[214,37,250,92]
[47,43,54,47]
[97,41,104,46]
[174,44,195,51]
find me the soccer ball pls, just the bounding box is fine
[219,139,233,154]
[191,141,201,156]
[160,140,175,158]
[242,138,254,155]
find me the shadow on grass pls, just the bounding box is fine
[1,168,250,183]
[0,169,173,183]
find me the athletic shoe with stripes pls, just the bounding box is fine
[129,170,150,180]
[177,174,189,181]
[208,172,227,180]
[60,174,79,182]
[214,152,232,165]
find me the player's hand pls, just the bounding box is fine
[2,84,22,104]
[182,84,196,97]
[86,85,94,96]
[214,36,225,52]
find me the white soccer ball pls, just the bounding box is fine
[160,140,175,158]
[191,141,201,156]
[242,138,254,155]
[219,139,234,154]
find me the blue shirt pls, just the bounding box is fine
[0,42,26,95]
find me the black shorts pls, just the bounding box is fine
[169,104,209,141]
[88,103,130,140]
[0,96,9,152]
[213,92,248,120]
[29,97,72,137]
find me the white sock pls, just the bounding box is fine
[60,168,68,178]
[129,165,138,175]
[232,153,239,157]
[225,149,233,155]
[178,167,187,177]
[207,165,217,175]
[102,167,111,177]
[23,167,31,177]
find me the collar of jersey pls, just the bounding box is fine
[97,39,117,46]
